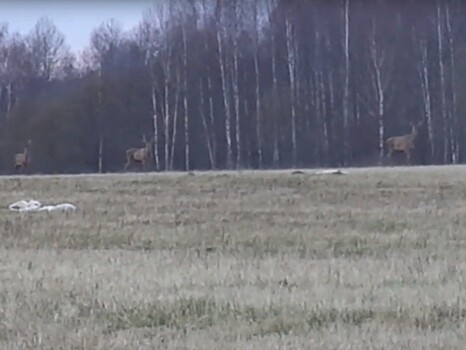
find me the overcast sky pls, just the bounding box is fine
[0,1,155,53]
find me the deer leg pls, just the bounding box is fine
[386,150,393,166]
[406,151,411,165]
[125,159,131,171]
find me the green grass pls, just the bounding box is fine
[1,166,466,349]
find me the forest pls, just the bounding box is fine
[0,0,465,174]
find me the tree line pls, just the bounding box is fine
[0,0,465,174]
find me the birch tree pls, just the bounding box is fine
[199,77,215,168]
[181,23,190,171]
[0,31,32,119]
[436,1,449,164]
[268,0,280,167]
[139,11,160,170]
[158,5,174,170]
[252,0,263,168]
[216,0,233,169]
[368,17,394,164]
[444,1,459,163]
[342,0,351,164]
[285,17,297,167]
[169,64,181,170]
[417,37,434,161]
[231,2,242,168]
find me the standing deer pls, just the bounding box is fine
[385,120,424,165]
[14,139,32,173]
[124,135,154,171]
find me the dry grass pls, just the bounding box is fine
[1,166,466,349]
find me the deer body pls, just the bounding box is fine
[14,140,32,172]
[125,136,153,171]
[385,121,423,164]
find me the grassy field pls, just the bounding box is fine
[1,166,466,349]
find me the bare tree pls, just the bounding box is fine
[436,1,449,163]
[216,0,233,169]
[4,0,466,174]
[199,78,215,168]
[367,16,394,164]
[169,64,181,171]
[444,1,459,163]
[342,0,351,164]
[182,22,190,171]
[27,17,69,81]
[90,19,123,173]
[269,3,280,167]
[0,31,32,118]
[232,2,242,168]
[139,9,161,170]
[285,17,297,167]
[252,0,263,168]
[416,36,434,161]
[151,4,176,170]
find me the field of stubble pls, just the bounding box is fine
[1,166,466,349]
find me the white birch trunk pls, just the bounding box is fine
[232,37,241,168]
[342,0,351,164]
[199,78,215,169]
[253,2,262,168]
[285,18,297,167]
[318,71,329,164]
[97,68,103,173]
[328,70,337,164]
[418,39,434,161]
[207,68,217,168]
[151,84,160,171]
[169,67,180,170]
[369,23,385,164]
[182,25,190,171]
[5,82,12,117]
[436,1,449,163]
[163,61,171,170]
[445,2,458,163]
[271,23,280,167]
[216,26,233,169]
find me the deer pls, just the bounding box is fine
[385,120,424,165]
[124,135,154,171]
[14,139,32,173]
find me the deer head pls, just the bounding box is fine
[142,134,153,155]
[409,120,424,138]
